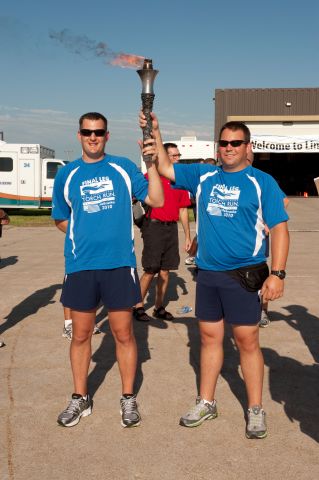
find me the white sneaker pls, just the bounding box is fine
[246,405,267,439]
[62,324,72,341]
[185,256,196,265]
[93,325,102,335]
[259,310,270,328]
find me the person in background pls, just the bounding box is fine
[247,151,289,328]
[0,209,10,348]
[52,111,163,428]
[133,142,191,322]
[62,306,101,340]
[204,158,217,165]
[185,158,217,266]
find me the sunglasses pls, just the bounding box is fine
[80,129,106,137]
[218,140,248,148]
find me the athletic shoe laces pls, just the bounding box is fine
[185,399,212,418]
[248,407,265,430]
[63,397,84,417]
[121,396,139,419]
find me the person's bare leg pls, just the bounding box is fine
[135,271,154,309]
[199,320,224,401]
[232,325,264,406]
[70,309,95,396]
[155,269,169,309]
[108,309,137,394]
[64,307,72,322]
[262,299,269,313]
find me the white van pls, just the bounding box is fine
[141,136,216,173]
[0,142,68,209]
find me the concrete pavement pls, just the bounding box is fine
[0,198,319,480]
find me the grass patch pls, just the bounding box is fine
[6,206,195,227]
[188,207,195,223]
[7,209,55,227]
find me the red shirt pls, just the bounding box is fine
[145,174,191,222]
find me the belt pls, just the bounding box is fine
[148,219,177,225]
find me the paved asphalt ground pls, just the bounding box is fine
[0,198,318,480]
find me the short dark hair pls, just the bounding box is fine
[219,121,250,143]
[79,112,108,130]
[163,142,178,152]
[204,158,216,165]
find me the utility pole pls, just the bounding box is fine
[64,150,73,162]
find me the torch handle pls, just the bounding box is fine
[141,93,155,162]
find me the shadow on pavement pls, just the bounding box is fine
[221,327,247,411]
[175,305,319,443]
[88,321,116,398]
[0,283,62,335]
[264,303,319,442]
[172,318,247,410]
[144,271,188,312]
[88,316,167,398]
[0,255,18,269]
[169,316,201,393]
[270,304,319,364]
[263,347,319,443]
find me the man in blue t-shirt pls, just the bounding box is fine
[140,112,289,439]
[52,112,163,428]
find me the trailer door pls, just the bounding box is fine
[41,160,64,207]
[0,152,18,207]
[18,158,37,206]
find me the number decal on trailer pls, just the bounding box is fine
[23,162,31,168]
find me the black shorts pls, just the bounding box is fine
[61,267,142,311]
[265,234,270,258]
[141,220,180,273]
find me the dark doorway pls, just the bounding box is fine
[253,153,319,196]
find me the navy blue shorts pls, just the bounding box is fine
[195,270,261,325]
[61,267,142,311]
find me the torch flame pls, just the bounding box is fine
[111,54,145,69]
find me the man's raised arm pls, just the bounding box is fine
[139,111,175,183]
[143,157,164,208]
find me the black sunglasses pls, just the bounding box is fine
[218,140,248,148]
[80,129,106,137]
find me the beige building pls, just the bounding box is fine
[214,88,319,196]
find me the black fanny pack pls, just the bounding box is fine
[225,262,269,292]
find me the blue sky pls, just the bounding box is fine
[0,0,318,164]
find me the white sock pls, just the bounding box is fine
[202,398,215,405]
[64,319,72,327]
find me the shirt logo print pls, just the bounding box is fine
[207,184,240,218]
[80,177,115,213]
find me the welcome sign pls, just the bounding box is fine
[251,135,319,153]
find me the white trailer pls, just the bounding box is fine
[141,136,216,173]
[0,141,68,209]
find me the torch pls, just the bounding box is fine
[137,58,158,162]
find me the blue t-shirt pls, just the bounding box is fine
[52,154,148,274]
[174,163,289,271]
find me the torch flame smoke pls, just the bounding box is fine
[49,29,144,69]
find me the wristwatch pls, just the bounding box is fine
[271,270,286,280]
